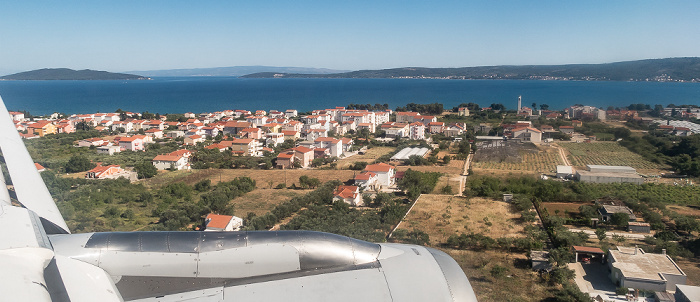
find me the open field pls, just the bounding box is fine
[541,202,593,218]
[667,205,700,218]
[471,142,562,173]
[233,189,309,217]
[396,195,525,246]
[559,141,669,170]
[445,249,555,302]
[335,146,395,168]
[396,194,550,301]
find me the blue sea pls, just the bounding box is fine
[0,77,699,115]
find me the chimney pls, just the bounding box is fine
[662,249,666,255]
[634,245,638,255]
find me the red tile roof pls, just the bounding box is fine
[205,213,233,229]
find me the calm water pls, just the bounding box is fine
[0,77,699,115]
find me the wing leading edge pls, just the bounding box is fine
[0,95,70,234]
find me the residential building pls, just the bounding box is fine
[512,127,542,143]
[26,121,57,137]
[457,107,470,116]
[363,163,396,187]
[184,135,205,145]
[314,137,343,158]
[85,165,127,180]
[204,213,244,231]
[228,138,263,157]
[608,246,687,292]
[333,185,362,206]
[354,172,378,190]
[409,122,426,140]
[152,152,190,170]
[97,145,122,155]
[118,136,144,151]
[428,122,445,134]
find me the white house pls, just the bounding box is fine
[204,213,244,231]
[333,185,362,206]
[314,137,342,158]
[363,163,396,187]
[152,152,190,170]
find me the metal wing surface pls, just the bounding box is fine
[0,95,69,234]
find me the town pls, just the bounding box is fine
[8,99,700,302]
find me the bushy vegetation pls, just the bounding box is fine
[397,169,442,200]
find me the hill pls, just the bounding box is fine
[241,58,700,82]
[0,68,148,80]
[126,66,349,77]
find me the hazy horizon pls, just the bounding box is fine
[1,1,699,75]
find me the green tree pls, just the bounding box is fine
[135,162,158,179]
[64,155,95,173]
[595,228,607,241]
[610,213,629,228]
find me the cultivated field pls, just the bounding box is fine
[471,142,562,173]
[541,202,593,218]
[559,141,668,170]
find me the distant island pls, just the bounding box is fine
[241,57,700,82]
[0,68,149,80]
[125,66,349,77]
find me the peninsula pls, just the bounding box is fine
[0,68,149,80]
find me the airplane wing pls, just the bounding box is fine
[0,95,477,301]
[0,95,69,234]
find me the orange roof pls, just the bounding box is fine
[572,246,605,254]
[396,112,419,116]
[169,149,191,157]
[293,146,314,153]
[277,152,294,159]
[334,185,358,199]
[86,164,120,174]
[153,154,182,162]
[232,138,255,144]
[119,136,141,142]
[354,171,376,180]
[241,128,260,133]
[315,137,340,143]
[428,122,444,126]
[364,163,394,172]
[205,213,233,229]
[205,144,227,150]
[282,130,298,135]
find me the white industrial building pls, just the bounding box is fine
[575,165,643,185]
[608,246,687,292]
[556,165,573,179]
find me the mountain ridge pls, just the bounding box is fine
[240,57,700,82]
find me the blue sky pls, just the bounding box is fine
[1,1,699,74]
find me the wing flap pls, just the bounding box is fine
[55,255,124,302]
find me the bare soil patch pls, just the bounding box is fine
[336,146,395,168]
[397,195,525,245]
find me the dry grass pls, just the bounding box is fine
[541,202,593,218]
[667,205,700,218]
[396,194,551,301]
[444,249,555,302]
[233,189,309,216]
[335,146,395,168]
[397,195,525,245]
[676,258,700,286]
